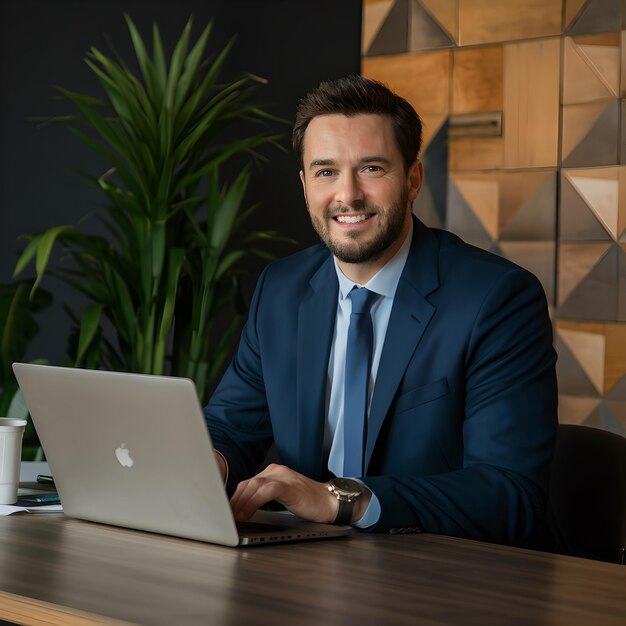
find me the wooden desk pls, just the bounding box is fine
[0,515,623,625]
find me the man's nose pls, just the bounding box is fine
[335,173,365,206]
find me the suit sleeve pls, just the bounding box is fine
[362,269,558,544]
[203,266,274,496]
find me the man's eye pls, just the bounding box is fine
[316,169,334,177]
[364,165,382,173]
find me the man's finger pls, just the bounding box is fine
[231,476,283,521]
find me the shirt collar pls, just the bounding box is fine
[334,218,413,301]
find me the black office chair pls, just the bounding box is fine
[547,424,626,564]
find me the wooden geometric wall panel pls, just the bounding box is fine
[556,320,626,435]
[566,0,624,36]
[360,0,626,437]
[448,170,556,301]
[558,243,620,319]
[562,167,626,242]
[606,323,626,391]
[366,0,409,56]
[413,121,448,229]
[458,0,562,46]
[568,170,619,239]
[362,0,396,54]
[560,174,615,241]
[558,394,602,424]
[420,0,458,42]
[451,39,559,170]
[410,0,455,51]
[419,116,448,153]
[446,179,493,247]
[451,176,499,239]
[556,331,602,397]
[565,0,592,30]
[364,1,459,56]
[559,393,626,435]
[450,171,556,240]
[452,46,503,115]
[362,50,450,148]
[361,51,450,114]
[503,38,560,168]
[558,325,606,394]
[448,136,503,171]
[563,34,621,105]
[622,99,626,163]
[562,100,620,167]
[557,242,613,304]
[498,173,557,241]
[601,377,626,435]
[576,33,621,94]
[562,32,622,168]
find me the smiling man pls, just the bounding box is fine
[301,113,420,282]
[204,75,558,545]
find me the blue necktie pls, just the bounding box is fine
[343,287,377,477]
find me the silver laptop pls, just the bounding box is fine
[13,363,353,546]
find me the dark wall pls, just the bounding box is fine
[0,0,362,365]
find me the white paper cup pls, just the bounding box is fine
[0,418,27,504]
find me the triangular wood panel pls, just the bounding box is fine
[420,0,458,40]
[561,172,614,242]
[362,0,396,54]
[409,0,455,51]
[568,167,619,240]
[559,327,606,394]
[558,242,613,305]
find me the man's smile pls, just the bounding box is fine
[334,213,375,224]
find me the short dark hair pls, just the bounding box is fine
[293,74,422,172]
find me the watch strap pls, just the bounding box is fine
[333,497,355,525]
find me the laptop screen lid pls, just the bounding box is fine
[13,363,353,546]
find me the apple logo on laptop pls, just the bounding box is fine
[115,443,134,468]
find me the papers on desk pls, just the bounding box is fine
[0,504,63,515]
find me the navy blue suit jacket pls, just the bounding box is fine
[204,218,558,543]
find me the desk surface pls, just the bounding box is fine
[0,514,624,625]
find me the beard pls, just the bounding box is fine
[308,189,410,265]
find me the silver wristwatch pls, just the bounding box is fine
[327,477,364,525]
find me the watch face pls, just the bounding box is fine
[333,478,363,497]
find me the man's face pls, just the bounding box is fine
[299,114,422,276]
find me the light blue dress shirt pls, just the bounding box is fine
[326,221,413,527]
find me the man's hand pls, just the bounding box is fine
[230,464,371,524]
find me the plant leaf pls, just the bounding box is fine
[164,18,192,109]
[33,226,76,292]
[75,304,104,366]
[13,235,42,277]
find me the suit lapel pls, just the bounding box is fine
[365,218,440,471]
[296,255,338,479]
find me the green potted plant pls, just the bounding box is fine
[0,280,51,459]
[14,15,288,402]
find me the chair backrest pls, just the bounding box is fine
[548,424,626,564]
